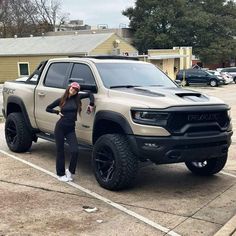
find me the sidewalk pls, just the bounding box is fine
[214,214,236,236]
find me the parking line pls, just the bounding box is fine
[221,171,236,178]
[0,149,180,236]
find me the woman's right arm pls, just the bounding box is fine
[46,98,61,114]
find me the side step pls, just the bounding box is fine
[36,132,93,151]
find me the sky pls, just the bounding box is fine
[61,0,136,28]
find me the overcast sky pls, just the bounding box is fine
[61,0,135,28]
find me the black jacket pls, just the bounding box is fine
[46,91,94,124]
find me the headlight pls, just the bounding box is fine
[131,109,169,126]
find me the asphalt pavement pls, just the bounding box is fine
[0,83,236,235]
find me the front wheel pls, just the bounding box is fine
[234,77,236,84]
[5,113,33,152]
[92,134,138,190]
[185,155,227,176]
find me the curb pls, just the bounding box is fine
[214,214,236,236]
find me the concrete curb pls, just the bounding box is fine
[214,214,236,236]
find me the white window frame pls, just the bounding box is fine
[17,62,30,77]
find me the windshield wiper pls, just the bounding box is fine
[109,85,141,89]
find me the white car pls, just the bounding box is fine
[208,70,233,84]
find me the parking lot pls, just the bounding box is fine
[0,84,236,235]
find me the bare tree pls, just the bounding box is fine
[33,0,68,32]
[0,0,69,37]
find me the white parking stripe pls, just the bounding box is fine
[0,150,180,236]
[221,171,236,178]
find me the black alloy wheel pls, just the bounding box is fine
[92,134,138,190]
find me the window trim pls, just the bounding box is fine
[17,62,30,77]
[69,62,98,88]
[43,62,72,89]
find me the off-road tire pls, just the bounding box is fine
[185,155,227,176]
[5,113,32,152]
[92,134,138,190]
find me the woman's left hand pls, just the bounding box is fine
[86,105,94,114]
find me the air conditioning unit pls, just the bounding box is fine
[112,48,120,55]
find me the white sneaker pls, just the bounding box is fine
[57,175,69,182]
[65,169,73,181]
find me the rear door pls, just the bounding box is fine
[189,70,206,84]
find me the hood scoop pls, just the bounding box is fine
[176,92,201,97]
[175,92,209,102]
[133,87,165,97]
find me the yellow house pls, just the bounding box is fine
[141,47,192,80]
[0,33,138,83]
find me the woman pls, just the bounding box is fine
[46,82,94,182]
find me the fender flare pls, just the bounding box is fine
[6,96,37,132]
[93,110,133,135]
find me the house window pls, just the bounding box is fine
[18,62,30,77]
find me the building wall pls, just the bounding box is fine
[90,34,138,56]
[0,55,62,83]
[147,47,192,80]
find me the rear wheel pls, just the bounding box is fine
[185,155,227,176]
[234,77,236,84]
[92,134,138,190]
[5,113,32,152]
[209,79,218,87]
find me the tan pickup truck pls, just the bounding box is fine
[2,56,233,190]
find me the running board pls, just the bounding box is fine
[36,132,93,151]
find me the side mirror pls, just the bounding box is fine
[80,84,97,93]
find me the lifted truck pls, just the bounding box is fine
[2,57,233,190]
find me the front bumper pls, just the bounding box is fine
[128,131,233,164]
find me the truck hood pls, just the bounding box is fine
[108,86,225,108]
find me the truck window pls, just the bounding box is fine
[70,63,96,85]
[44,63,70,88]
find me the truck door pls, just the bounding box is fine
[35,62,71,132]
[68,63,98,144]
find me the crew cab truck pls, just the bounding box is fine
[2,57,233,190]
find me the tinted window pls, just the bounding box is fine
[188,70,206,76]
[70,64,96,85]
[96,62,176,88]
[44,63,70,88]
[222,67,236,73]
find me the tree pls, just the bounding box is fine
[33,0,69,32]
[123,0,236,65]
[0,0,68,37]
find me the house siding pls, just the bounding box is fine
[90,34,137,56]
[0,55,62,83]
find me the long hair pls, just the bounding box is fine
[59,87,82,114]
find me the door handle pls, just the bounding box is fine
[38,92,46,97]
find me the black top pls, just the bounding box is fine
[46,91,94,124]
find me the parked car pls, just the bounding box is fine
[207,70,233,84]
[176,69,225,87]
[220,67,236,83]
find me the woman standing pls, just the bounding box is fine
[46,82,95,182]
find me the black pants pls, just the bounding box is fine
[54,119,78,176]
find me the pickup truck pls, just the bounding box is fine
[2,56,233,190]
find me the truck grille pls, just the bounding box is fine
[167,110,230,135]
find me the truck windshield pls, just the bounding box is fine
[95,62,177,89]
